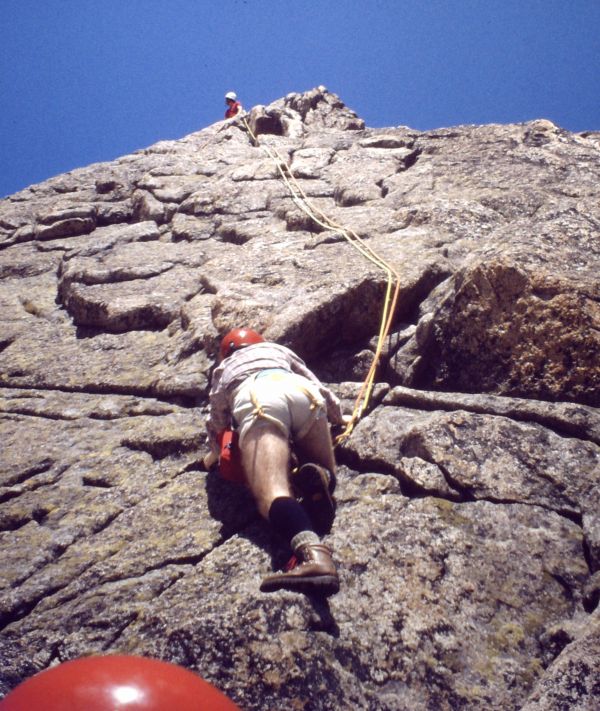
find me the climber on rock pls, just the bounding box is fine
[204,327,346,596]
[224,91,243,119]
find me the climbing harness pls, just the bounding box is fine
[220,370,322,485]
[241,116,402,444]
[248,371,322,439]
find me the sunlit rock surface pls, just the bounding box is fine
[1,87,599,709]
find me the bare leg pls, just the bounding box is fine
[241,422,292,519]
[243,420,340,596]
[294,415,337,473]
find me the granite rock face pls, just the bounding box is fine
[1,87,599,709]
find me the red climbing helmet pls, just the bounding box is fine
[0,655,240,710]
[220,327,264,359]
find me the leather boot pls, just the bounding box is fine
[292,463,336,535]
[260,543,339,596]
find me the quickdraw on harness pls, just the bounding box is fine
[241,115,402,444]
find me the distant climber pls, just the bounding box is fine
[204,328,347,596]
[224,91,243,119]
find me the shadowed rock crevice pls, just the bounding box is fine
[0,505,51,533]
[313,270,452,385]
[383,385,600,446]
[2,458,54,487]
[248,110,285,137]
[120,432,203,461]
[277,276,390,362]
[0,338,16,355]
[2,378,199,403]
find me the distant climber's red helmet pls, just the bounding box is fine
[220,328,264,359]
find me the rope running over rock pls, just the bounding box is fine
[241,115,402,443]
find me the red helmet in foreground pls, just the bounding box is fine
[1,655,239,711]
[220,328,264,359]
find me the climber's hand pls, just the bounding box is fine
[203,451,218,470]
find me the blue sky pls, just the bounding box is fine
[1,0,599,199]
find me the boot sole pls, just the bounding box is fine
[260,574,340,596]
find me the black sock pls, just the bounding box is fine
[268,496,315,546]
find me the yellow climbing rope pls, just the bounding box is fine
[241,116,402,443]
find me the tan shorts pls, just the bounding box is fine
[232,370,326,446]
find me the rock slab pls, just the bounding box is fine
[1,88,599,710]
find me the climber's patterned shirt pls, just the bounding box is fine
[206,342,344,448]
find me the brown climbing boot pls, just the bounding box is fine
[260,543,339,596]
[292,463,336,535]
